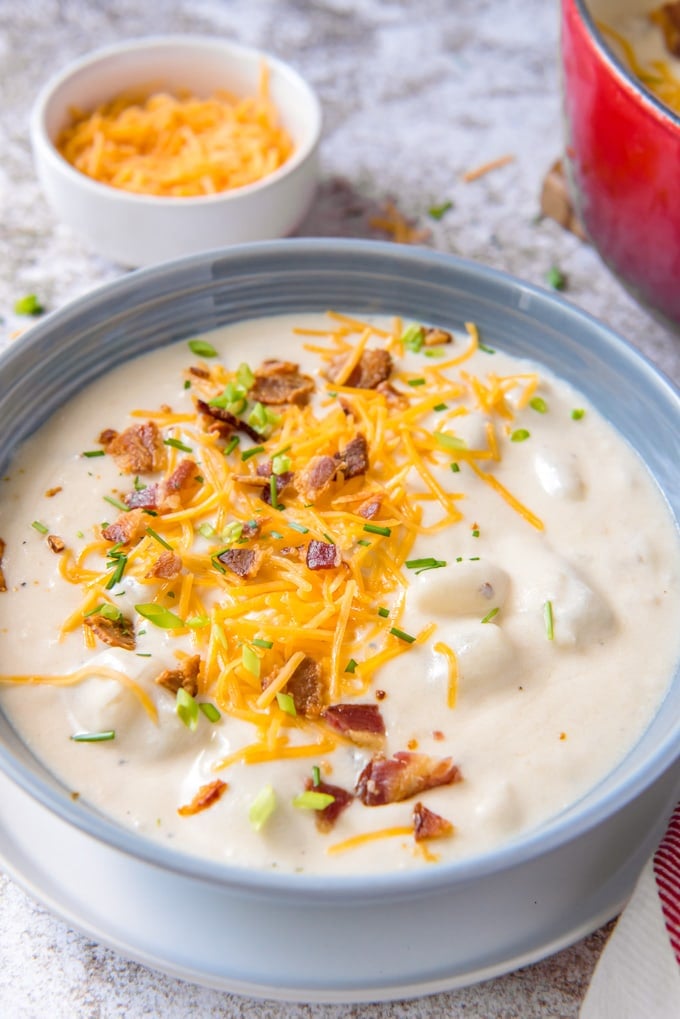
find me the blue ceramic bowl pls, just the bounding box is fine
[0,240,678,1001]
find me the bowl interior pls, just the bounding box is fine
[0,239,678,892]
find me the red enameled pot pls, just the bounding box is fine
[561,0,680,326]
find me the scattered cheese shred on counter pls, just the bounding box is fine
[56,65,295,197]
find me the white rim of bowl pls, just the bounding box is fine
[29,34,323,206]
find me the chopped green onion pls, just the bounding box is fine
[31,520,49,534]
[14,294,44,316]
[544,600,555,641]
[402,324,425,352]
[136,652,152,657]
[252,637,273,649]
[146,527,173,550]
[186,615,210,629]
[70,730,115,743]
[248,401,268,431]
[408,377,427,387]
[434,431,466,451]
[433,402,448,412]
[269,530,284,540]
[571,408,585,420]
[104,495,129,512]
[472,528,480,538]
[377,606,390,618]
[363,523,391,537]
[322,532,335,544]
[390,626,416,643]
[224,436,240,456]
[269,475,281,510]
[530,396,548,413]
[424,348,446,359]
[164,437,193,453]
[356,539,371,547]
[273,444,292,457]
[211,554,226,574]
[188,338,218,357]
[478,342,496,354]
[242,644,260,678]
[198,522,215,539]
[510,429,530,442]
[288,521,309,534]
[345,658,358,673]
[272,453,291,475]
[176,687,199,730]
[469,556,480,561]
[135,603,184,628]
[481,607,500,624]
[199,702,221,723]
[405,557,447,574]
[84,603,122,621]
[428,199,453,220]
[82,449,105,458]
[450,462,460,473]
[312,765,321,787]
[133,475,145,492]
[236,362,255,389]
[276,691,297,716]
[547,265,567,291]
[221,521,243,544]
[241,445,264,461]
[292,790,335,811]
[183,379,191,390]
[249,784,276,832]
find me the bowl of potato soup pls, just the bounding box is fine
[0,240,678,1001]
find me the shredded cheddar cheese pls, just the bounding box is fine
[56,65,294,197]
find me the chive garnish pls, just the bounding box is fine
[292,791,335,811]
[105,549,128,589]
[224,436,240,456]
[547,265,567,291]
[84,603,122,621]
[433,402,448,412]
[530,396,548,413]
[408,378,427,387]
[70,730,115,743]
[450,462,460,473]
[136,652,152,658]
[544,600,555,641]
[135,603,184,628]
[249,785,276,831]
[133,475,145,492]
[269,475,281,510]
[164,438,193,453]
[356,539,371,547]
[14,294,44,316]
[146,526,173,550]
[82,449,105,458]
[424,348,446,359]
[242,645,260,677]
[241,445,264,461]
[377,606,390,618]
[276,691,297,716]
[252,638,273,649]
[345,658,358,673]
[199,702,221,723]
[405,557,447,574]
[183,379,191,390]
[188,338,218,358]
[363,523,391,537]
[104,495,128,511]
[571,408,585,420]
[288,521,309,534]
[312,765,321,787]
[390,626,416,643]
[176,687,199,730]
[510,429,530,442]
[434,431,466,451]
[428,199,453,220]
[31,520,49,534]
[478,342,496,354]
[472,528,480,538]
[269,530,284,540]
[481,607,500,624]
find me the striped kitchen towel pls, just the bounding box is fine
[580,803,680,1019]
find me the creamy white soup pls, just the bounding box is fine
[0,312,678,875]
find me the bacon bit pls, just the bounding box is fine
[335,434,369,480]
[84,612,135,651]
[241,519,262,539]
[98,428,118,446]
[45,486,62,498]
[177,779,228,817]
[147,550,182,580]
[375,689,386,701]
[249,360,315,406]
[306,539,341,571]
[0,538,6,593]
[357,494,382,520]
[104,421,166,474]
[407,738,419,750]
[432,730,445,741]
[329,348,393,390]
[368,199,431,244]
[376,380,409,408]
[304,777,354,832]
[217,546,265,579]
[47,535,66,554]
[461,153,515,183]
[322,703,386,749]
[188,365,211,379]
[155,654,201,696]
[278,544,304,560]
[196,399,262,443]
[423,327,453,346]
[102,507,148,546]
[413,801,454,842]
[294,455,337,503]
[651,3,680,56]
[124,484,159,510]
[356,752,462,806]
[263,654,324,717]
[156,459,202,513]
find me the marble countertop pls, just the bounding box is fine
[0,2,677,1016]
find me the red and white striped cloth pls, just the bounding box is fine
[580,803,680,1019]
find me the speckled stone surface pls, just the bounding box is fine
[0,1,678,1017]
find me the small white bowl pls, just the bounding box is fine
[30,36,322,267]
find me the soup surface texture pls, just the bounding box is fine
[0,312,678,875]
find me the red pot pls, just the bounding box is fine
[561,0,680,326]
